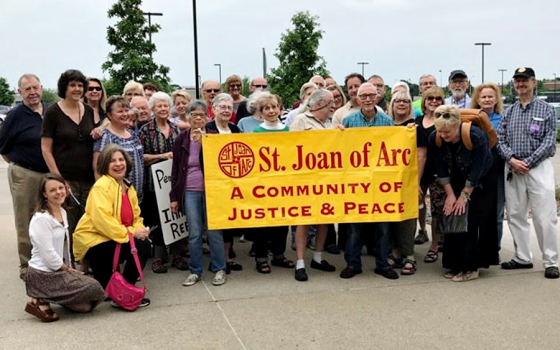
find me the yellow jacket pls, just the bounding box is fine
[73,175,145,261]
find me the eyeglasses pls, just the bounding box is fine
[229,84,241,88]
[252,84,268,89]
[333,94,343,101]
[216,105,233,111]
[190,113,207,119]
[88,86,102,91]
[204,89,220,93]
[126,92,142,97]
[358,94,377,101]
[451,79,467,85]
[426,96,443,102]
[394,99,410,104]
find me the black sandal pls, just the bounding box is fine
[424,250,438,263]
[256,262,271,274]
[271,258,295,268]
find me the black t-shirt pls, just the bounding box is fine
[396,118,415,126]
[0,103,49,172]
[415,115,436,186]
[42,103,95,182]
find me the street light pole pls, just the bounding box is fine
[499,69,507,95]
[192,0,200,99]
[142,12,163,60]
[439,70,442,85]
[357,62,369,77]
[214,64,222,85]
[554,73,557,101]
[474,42,491,83]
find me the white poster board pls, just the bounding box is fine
[151,160,188,245]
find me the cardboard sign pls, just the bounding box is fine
[202,127,418,230]
[151,160,188,244]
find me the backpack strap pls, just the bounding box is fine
[461,122,473,150]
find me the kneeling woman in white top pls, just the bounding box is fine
[24,174,105,322]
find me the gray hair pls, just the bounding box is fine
[299,82,318,100]
[357,82,377,96]
[186,100,209,115]
[419,74,436,85]
[148,91,172,109]
[307,89,331,110]
[18,73,41,87]
[391,81,410,95]
[247,91,266,114]
[212,93,233,109]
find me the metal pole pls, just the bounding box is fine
[474,43,491,83]
[192,0,200,99]
[357,62,369,77]
[439,70,442,85]
[499,69,507,96]
[214,64,222,85]
[554,73,557,101]
[142,12,163,60]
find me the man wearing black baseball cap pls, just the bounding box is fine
[445,70,471,108]
[497,67,559,279]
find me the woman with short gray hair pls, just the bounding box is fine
[138,91,187,273]
[237,91,265,133]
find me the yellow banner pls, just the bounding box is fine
[203,127,418,229]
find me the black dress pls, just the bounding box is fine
[441,142,500,272]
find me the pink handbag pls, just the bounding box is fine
[105,232,146,311]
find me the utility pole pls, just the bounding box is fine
[214,64,222,85]
[554,73,557,101]
[357,62,369,77]
[143,12,163,60]
[499,69,507,96]
[474,43,491,83]
[192,0,200,98]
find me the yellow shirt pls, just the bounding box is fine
[73,175,145,261]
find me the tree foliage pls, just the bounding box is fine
[102,0,170,95]
[0,78,15,105]
[41,88,59,105]
[267,11,329,107]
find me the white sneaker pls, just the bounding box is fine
[182,273,201,286]
[212,270,226,286]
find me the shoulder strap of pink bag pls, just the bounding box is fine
[111,231,147,290]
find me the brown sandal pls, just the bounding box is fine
[256,262,272,274]
[25,301,59,322]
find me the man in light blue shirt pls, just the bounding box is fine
[445,70,472,108]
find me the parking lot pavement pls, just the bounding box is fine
[1,158,560,349]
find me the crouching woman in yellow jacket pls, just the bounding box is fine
[73,144,151,307]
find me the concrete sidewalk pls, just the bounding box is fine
[1,160,559,350]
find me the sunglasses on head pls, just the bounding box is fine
[435,112,453,119]
[88,86,102,91]
[426,96,443,102]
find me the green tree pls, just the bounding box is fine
[267,11,329,107]
[41,88,59,104]
[0,78,15,105]
[102,0,171,95]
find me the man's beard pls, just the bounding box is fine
[452,89,466,100]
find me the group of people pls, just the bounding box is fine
[0,66,557,323]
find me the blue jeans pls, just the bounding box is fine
[184,191,225,275]
[344,222,390,270]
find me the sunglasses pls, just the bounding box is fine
[88,86,102,91]
[426,96,443,102]
[252,84,268,89]
[435,113,453,119]
[205,89,220,93]
[229,84,241,88]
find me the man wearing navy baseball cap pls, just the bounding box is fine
[497,67,559,279]
[445,70,471,108]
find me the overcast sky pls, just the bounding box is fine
[1,0,559,91]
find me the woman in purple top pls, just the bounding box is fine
[170,100,227,287]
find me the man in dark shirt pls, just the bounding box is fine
[0,73,48,281]
[235,77,268,123]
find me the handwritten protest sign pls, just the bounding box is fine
[151,160,188,244]
[202,127,418,230]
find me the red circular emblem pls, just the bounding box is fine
[218,142,255,178]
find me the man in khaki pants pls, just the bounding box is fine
[0,74,49,281]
